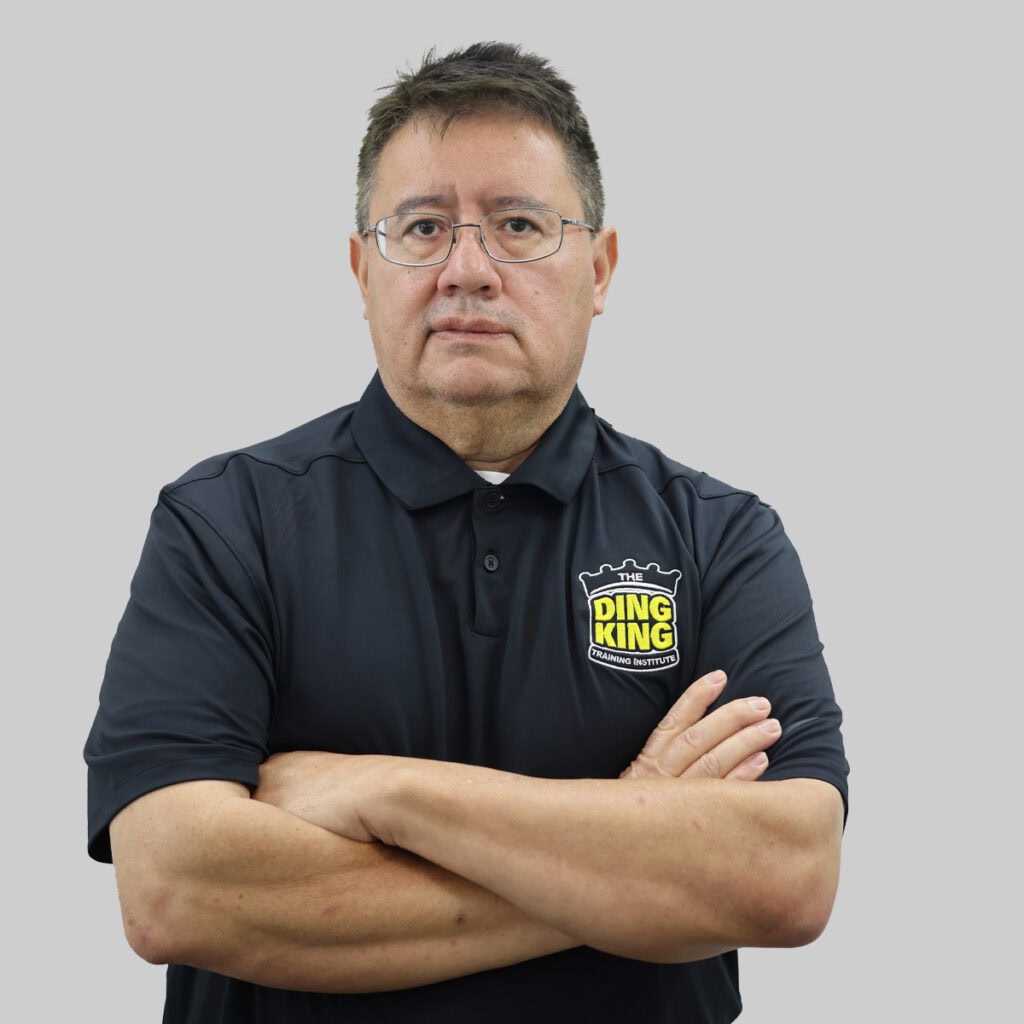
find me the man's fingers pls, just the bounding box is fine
[679,718,781,780]
[621,670,783,780]
[632,670,728,764]
[724,751,770,782]
[659,699,774,776]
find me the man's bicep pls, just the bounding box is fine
[765,777,845,845]
[110,778,250,862]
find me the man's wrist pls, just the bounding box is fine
[370,757,474,852]
[362,754,425,848]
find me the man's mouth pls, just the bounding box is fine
[430,316,510,337]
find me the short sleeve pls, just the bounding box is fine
[84,492,276,862]
[692,491,849,816]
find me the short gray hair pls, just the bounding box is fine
[355,42,605,230]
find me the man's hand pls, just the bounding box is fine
[620,669,781,781]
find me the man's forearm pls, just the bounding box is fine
[362,763,843,962]
[254,672,841,963]
[110,780,575,992]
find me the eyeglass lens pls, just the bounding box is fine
[376,209,564,265]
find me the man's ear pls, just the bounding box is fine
[350,232,370,310]
[591,226,618,317]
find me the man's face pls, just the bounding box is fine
[351,112,616,422]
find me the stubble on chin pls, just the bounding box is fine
[425,356,530,407]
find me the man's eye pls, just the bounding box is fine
[408,219,443,238]
[503,217,538,234]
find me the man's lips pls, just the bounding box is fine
[429,317,511,337]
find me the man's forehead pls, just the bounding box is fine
[369,115,578,217]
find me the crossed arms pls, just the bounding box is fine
[109,670,843,993]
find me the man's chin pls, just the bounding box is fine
[424,367,531,409]
[429,384,522,409]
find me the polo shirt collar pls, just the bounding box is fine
[351,373,596,509]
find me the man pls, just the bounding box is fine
[85,42,848,1023]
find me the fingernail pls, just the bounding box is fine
[759,718,781,735]
[706,671,727,686]
[746,697,770,711]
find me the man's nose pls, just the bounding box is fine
[436,224,503,292]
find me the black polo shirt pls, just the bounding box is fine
[85,372,848,1024]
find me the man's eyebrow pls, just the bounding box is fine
[491,195,548,210]
[388,194,552,217]
[392,195,453,216]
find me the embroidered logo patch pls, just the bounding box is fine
[578,559,682,672]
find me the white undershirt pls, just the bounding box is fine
[475,470,510,485]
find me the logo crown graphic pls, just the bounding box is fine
[578,559,682,598]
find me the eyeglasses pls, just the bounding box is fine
[362,208,595,267]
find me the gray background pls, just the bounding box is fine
[4,1,1019,1019]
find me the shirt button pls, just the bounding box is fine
[484,490,503,509]
[483,553,500,572]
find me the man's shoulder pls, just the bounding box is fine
[164,400,363,499]
[591,413,761,509]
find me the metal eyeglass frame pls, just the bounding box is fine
[361,208,596,267]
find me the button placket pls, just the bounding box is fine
[480,490,506,572]
[472,488,511,636]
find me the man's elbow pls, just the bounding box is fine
[115,850,206,966]
[670,846,840,959]
[123,914,173,966]
[754,781,844,949]
[118,875,194,966]
[591,866,838,964]
[756,848,840,949]
[766,887,835,948]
